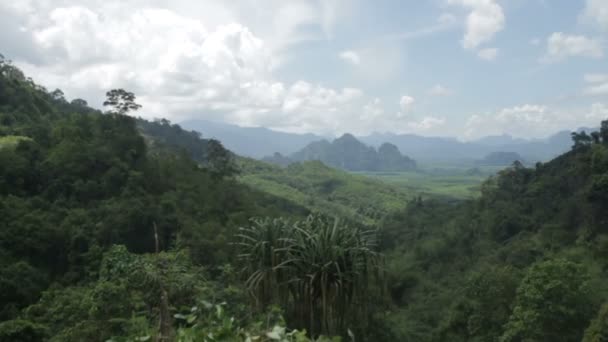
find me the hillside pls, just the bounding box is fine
[238,157,414,226]
[0,59,327,340]
[3,54,608,342]
[377,123,608,340]
[287,133,416,171]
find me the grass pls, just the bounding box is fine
[355,166,503,199]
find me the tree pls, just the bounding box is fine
[583,302,608,342]
[103,89,142,115]
[441,265,520,342]
[237,215,383,337]
[601,120,608,145]
[500,259,593,342]
[50,89,65,102]
[572,131,592,150]
[70,98,88,107]
[206,139,238,177]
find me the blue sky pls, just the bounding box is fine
[1,0,607,139]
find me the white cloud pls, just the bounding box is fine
[339,50,360,65]
[1,1,396,136]
[387,12,457,40]
[543,32,603,62]
[477,47,498,60]
[464,104,606,139]
[399,95,415,114]
[582,0,608,31]
[583,73,608,96]
[429,84,453,96]
[407,116,446,130]
[448,0,505,50]
[584,83,608,96]
[361,98,384,121]
[585,73,608,83]
[588,103,608,121]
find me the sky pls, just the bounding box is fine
[1,0,607,140]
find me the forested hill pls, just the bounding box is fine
[4,52,608,342]
[377,125,608,340]
[0,57,330,340]
[266,133,417,171]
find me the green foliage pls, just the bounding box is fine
[174,301,340,342]
[376,132,608,341]
[3,55,608,342]
[0,319,49,342]
[500,259,593,342]
[439,265,520,342]
[103,89,142,115]
[0,135,32,150]
[239,158,412,225]
[0,57,312,339]
[583,302,608,342]
[237,215,383,337]
[360,168,491,199]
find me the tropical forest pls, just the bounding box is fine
[1,1,608,341]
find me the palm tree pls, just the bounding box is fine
[236,215,383,337]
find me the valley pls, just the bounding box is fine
[2,2,608,340]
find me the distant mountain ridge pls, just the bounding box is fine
[359,128,596,163]
[265,134,416,172]
[476,151,526,166]
[180,119,594,163]
[180,119,324,158]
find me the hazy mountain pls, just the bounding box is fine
[474,134,529,147]
[180,119,324,158]
[181,119,593,164]
[360,129,591,163]
[476,152,526,166]
[288,134,416,172]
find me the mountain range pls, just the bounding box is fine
[264,134,416,172]
[181,119,323,158]
[181,119,592,163]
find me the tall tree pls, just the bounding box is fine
[501,259,593,342]
[103,89,142,115]
[601,120,608,145]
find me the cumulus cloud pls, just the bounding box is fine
[361,98,384,121]
[477,47,498,60]
[584,84,608,96]
[429,84,453,96]
[464,104,606,139]
[588,103,608,121]
[448,0,505,50]
[582,0,608,31]
[0,1,400,135]
[543,32,603,62]
[583,73,608,96]
[399,95,415,114]
[339,50,360,65]
[407,116,446,130]
[584,73,608,83]
[387,12,457,40]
